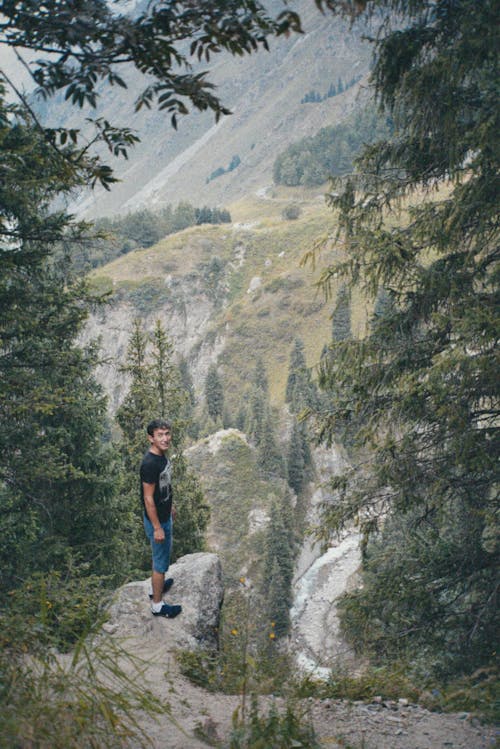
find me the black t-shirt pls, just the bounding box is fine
[140,451,173,523]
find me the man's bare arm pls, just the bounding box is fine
[143,481,165,542]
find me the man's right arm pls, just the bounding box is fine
[143,482,165,543]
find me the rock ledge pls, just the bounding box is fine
[104,552,223,651]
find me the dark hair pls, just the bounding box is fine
[147,418,172,436]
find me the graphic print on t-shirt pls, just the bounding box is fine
[158,460,172,505]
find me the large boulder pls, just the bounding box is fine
[103,552,223,651]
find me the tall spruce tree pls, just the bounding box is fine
[261,500,295,637]
[205,364,224,422]
[245,358,284,476]
[311,0,499,677]
[116,321,209,568]
[258,407,284,479]
[178,355,198,439]
[245,358,268,444]
[0,97,123,588]
[285,338,318,413]
[116,320,157,471]
[266,557,291,638]
[286,419,312,496]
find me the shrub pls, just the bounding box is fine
[228,696,321,749]
[281,204,301,220]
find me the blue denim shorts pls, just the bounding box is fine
[143,514,172,574]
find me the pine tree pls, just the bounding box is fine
[0,99,122,587]
[258,407,284,479]
[169,452,210,561]
[116,321,209,567]
[116,321,157,470]
[253,357,269,395]
[261,500,295,637]
[178,355,198,439]
[266,557,291,637]
[285,338,318,414]
[286,419,312,496]
[312,0,499,677]
[245,358,269,444]
[205,364,224,422]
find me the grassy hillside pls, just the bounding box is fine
[90,190,370,412]
[57,0,371,218]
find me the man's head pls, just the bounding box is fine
[146,418,172,455]
[147,418,171,437]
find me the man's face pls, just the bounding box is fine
[148,427,172,454]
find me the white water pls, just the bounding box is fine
[290,532,361,678]
[289,443,361,678]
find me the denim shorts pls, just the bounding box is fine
[143,514,173,574]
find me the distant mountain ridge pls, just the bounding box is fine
[39,1,373,218]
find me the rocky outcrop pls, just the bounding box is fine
[103,552,223,651]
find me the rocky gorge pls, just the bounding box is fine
[95,553,497,749]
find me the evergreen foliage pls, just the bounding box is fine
[169,452,210,560]
[0,96,122,589]
[300,74,361,103]
[370,286,396,332]
[178,355,199,439]
[287,419,312,496]
[245,386,266,445]
[207,154,242,183]
[245,359,284,477]
[116,320,209,566]
[285,338,318,413]
[205,364,225,422]
[281,203,301,221]
[195,205,232,225]
[257,408,284,479]
[261,499,295,637]
[68,203,231,272]
[245,358,268,443]
[273,103,392,186]
[331,284,351,343]
[311,0,500,678]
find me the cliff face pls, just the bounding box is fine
[84,200,349,413]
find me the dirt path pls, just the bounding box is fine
[119,629,497,749]
[106,555,497,749]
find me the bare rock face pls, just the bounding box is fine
[103,552,223,651]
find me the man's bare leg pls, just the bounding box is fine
[151,570,165,604]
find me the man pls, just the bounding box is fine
[140,418,182,618]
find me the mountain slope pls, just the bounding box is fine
[86,192,368,413]
[43,1,373,217]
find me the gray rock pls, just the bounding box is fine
[105,552,224,651]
